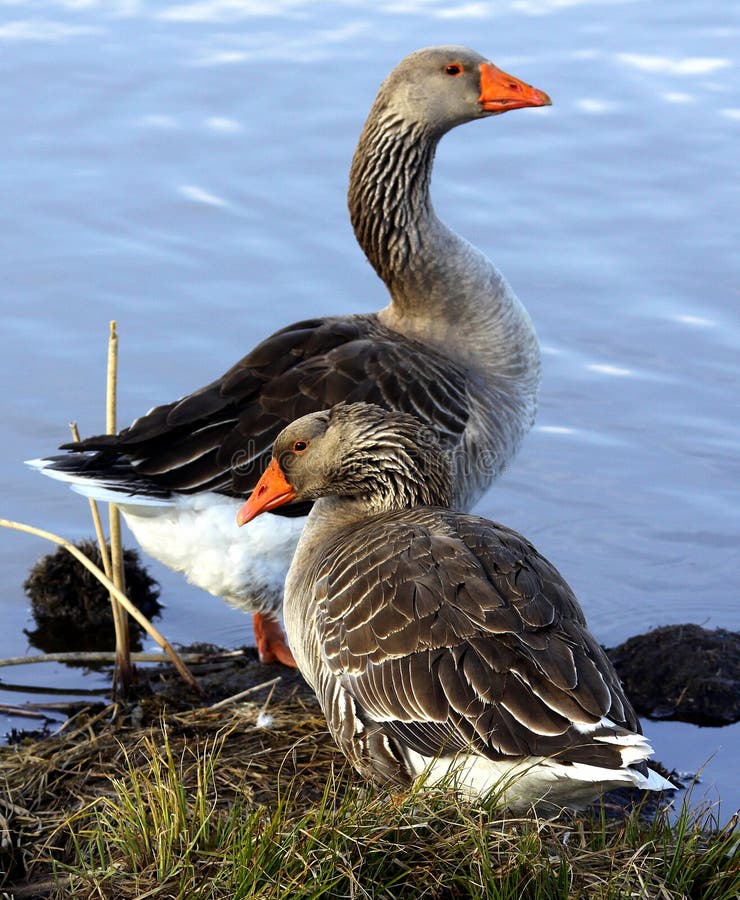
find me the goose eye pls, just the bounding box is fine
[292,440,309,453]
[444,63,463,76]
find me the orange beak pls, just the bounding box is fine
[478,62,551,112]
[237,458,297,526]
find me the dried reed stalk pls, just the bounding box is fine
[105,321,132,693]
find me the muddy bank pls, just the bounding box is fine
[0,648,330,893]
[1,646,683,897]
[607,624,740,727]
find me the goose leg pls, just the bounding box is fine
[253,612,297,667]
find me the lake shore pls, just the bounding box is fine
[2,647,737,899]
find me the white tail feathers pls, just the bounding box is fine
[26,457,175,508]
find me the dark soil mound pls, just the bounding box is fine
[608,624,740,726]
[24,539,162,653]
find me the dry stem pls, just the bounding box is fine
[106,320,132,692]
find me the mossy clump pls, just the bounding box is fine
[23,539,162,653]
[608,624,740,726]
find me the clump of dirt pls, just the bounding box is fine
[23,539,162,653]
[608,624,740,726]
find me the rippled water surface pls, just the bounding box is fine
[1,1,738,812]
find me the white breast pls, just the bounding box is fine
[119,492,305,614]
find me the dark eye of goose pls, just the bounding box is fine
[444,63,464,76]
[292,440,309,453]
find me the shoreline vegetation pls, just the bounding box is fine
[1,648,738,899]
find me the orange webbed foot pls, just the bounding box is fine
[253,612,297,667]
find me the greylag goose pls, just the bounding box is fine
[29,46,549,667]
[238,402,675,811]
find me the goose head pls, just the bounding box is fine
[237,402,453,525]
[367,45,550,136]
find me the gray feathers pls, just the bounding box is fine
[277,401,671,806]
[312,508,638,771]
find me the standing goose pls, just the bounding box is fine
[238,403,675,811]
[30,47,549,667]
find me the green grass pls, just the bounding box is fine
[50,726,738,900]
[3,691,737,900]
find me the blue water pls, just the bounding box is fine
[1,1,738,814]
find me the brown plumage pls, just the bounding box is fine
[239,402,675,811]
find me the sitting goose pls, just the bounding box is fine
[30,47,549,667]
[238,403,675,811]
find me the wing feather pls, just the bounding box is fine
[62,315,470,501]
[314,509,639,769]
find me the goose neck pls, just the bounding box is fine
[349,111,441,300]
[348,109,537,372]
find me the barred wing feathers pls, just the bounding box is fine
[60,316,470,499]
[314,509,639,773]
